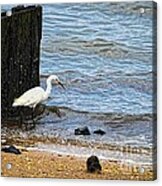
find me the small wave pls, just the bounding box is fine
[42,37,148,60]
[46,105,154,123]
[40,69,82,78]
[5,132,153,157]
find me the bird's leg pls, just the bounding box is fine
[32,107,36,124]
[19,109,23,128]
[23,107,35,131]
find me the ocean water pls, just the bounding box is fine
[1,2,156,165]
[41,2,154,115]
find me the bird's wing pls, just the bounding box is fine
[13,87,45,107]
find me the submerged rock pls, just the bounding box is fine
[86,155,102,173]
[47,106,62,118]
[1,145,21,155]
[74,126,91,135]
[93,129,106,135]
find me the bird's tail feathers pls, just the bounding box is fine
[12,98,19,107]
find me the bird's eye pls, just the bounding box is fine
[52,79,56,84]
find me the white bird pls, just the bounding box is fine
[12,75,65,109]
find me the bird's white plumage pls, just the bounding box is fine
[12,75,63,108]
[13,87,46,108]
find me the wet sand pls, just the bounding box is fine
[1,150,155,180]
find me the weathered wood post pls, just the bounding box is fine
[1,5,42,119]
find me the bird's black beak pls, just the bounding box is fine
[58,81,65,89]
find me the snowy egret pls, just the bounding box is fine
[12,75,65,122]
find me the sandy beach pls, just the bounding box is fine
[1,150,155,180]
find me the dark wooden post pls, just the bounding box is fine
[1,5,42,119]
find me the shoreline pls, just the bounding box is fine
[1,150,156,180]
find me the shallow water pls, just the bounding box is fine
[1,2,156,165]
[27,144,153,166]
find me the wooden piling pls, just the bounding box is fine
[1,5,42,119]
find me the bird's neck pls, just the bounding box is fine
[45,79,52,96]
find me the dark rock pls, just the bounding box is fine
[1,145,21,155]
[74,126,91,135]
[93,129,106,135]
[86,155,102,173]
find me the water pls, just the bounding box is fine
[1,2,156,166]
[40,2,153,114]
